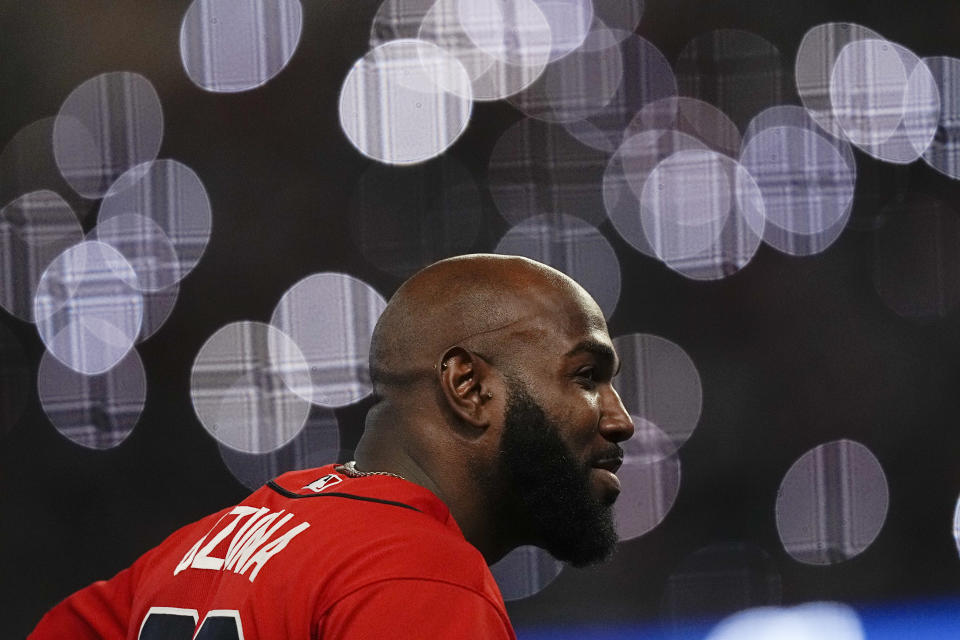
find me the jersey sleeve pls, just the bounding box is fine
[317,578,516,639]
[27,563,139,640]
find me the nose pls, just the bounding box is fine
[599,384,634,443]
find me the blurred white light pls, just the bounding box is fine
[531,0,594,62]
[872,195,960,320]
[494,213,622,319]
[662,161,764,282]
[795,22,885,141]
[98,160,213,287]
[489,545,564,601]
[615,418,681,540]
[954,494,960,558]
[0,190,83,323]
[628,96,742,158]
[640,149,732,263]
[219,406,340,490]
[508,20,625,123]
[418,0,548,100]
[191,321,312,453]
[0,118,95,220]
[676,29,787,130]
[339,39,473,165]
[179,0,303,92]
[488,117,610,227]
[369,0,435,46]
[349,155,482,278]
[922,56,960,179]
[563,34,677,152]
[270,273,387,408]
[743,106,857,175]
[34,241,144,375]
[740,126,856,253]
[832,40,940,163]
[53,72,164,199]
[830,38,907,145]
[38,347,146,450]
[605,130,706,259]
[706,602,865,640]
[455,0,553,67]
[94,213,181,292]
[776,439,889,565]
[0,322,31,440]
[612,333,702,452]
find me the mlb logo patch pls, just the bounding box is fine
[303,474,343,493]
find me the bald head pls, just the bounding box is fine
[369,254,602,394]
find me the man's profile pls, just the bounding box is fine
[30,254,634,639]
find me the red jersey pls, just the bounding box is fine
[30,465,517,640]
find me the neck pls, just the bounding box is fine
[354,419,514,565]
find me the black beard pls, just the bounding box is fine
[494,379,619,568]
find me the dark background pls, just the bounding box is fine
[2,0,960,637]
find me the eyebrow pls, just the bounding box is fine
[564,339,621,376]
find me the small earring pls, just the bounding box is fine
[485,391,494,399]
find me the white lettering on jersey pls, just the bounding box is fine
[174,506,310,582]
[303,474,342,493]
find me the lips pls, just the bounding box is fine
[591,457,623,474]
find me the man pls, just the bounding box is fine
[30,254,634,639]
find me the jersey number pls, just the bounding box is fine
[138,607,244,640]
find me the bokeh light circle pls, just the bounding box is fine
[661,161,764,282]
[349,155,482,278]
[417,0,548,101]
[628,96,742,158]
[488,117,610,227]
[529,0,594,62]
[508,20,625,123]
[489,545,565,601]
[676,29,788,130]
[0,322,31,441]
[494,213,621,319]
[191,320,312,453]
[705,603,865,640]
[270,273,387,407]
[0,190,84,322]
[339,39,473,165]
[615,419,681,540]
[922,56,960,179]
[743,105,857,174]
[830,39,909,147]
[34,241,144,375]
[94,213,181,292]
[98,159,213,287]
[38,347,146,450]
[612,333,702,452]
[369,0,435,46]
[53,72,164,199]
[454,0,554,67]
[795,22,885,140]
[740,125,856,254]
[562,34,677,152]
[776,439,889,565]
[180,0,303,93]
[872,195,960,321]
[832,41,940,164]
[640,149,733,263]
[219,405,340,490]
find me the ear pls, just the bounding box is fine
[437,346,499,428]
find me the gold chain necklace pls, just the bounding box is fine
[335,460,407,481]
